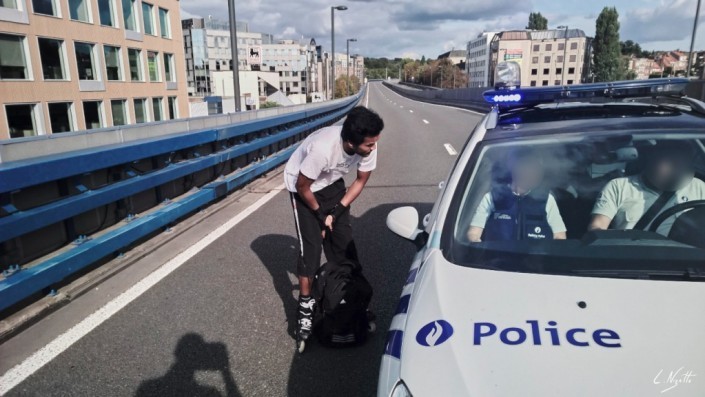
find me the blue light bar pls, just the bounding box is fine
[483,78,689,109]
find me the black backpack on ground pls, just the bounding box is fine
[312,259,373,347]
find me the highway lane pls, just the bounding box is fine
[2,82,484,397]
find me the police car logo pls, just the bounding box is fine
[416,320,454,347]
[534,226,542,234]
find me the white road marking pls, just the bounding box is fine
[364,85,370,108]
[381,84,484,115]
[444,143,458,156]
[400,105,404,108]
[0,185,286,395]
[409,110,414,113]
[422,119,429,124]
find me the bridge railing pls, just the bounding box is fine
[0,90,364,313]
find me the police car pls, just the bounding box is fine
[378,64,705,397]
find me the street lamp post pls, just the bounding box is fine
[687,0,702,77]
[330,5,348,100]
[227,0,241,111]
[558,25,569,85]
[346,38,357,96]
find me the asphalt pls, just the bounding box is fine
[1,82,483,397]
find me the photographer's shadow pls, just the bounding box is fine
[135,333,241,397]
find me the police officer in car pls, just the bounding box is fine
[589,140,705,235]
[468,148,567,242]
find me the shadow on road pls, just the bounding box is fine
[135,333,242,397]
[252,202,433,397]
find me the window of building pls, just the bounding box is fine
[6,103,39,138]
[568,67,576,74]
[0,34,29,80]
[542,68,549,75]
[151,97,162,121]
[32,0,56,15]
[83,101,103,129]
[1,0,18,9]
[75,42,97,80]
[532,56,538,64]
[556,55,563,63]
[103,45,121,80]
[68,0,89,22]
[569,55,577,63]
[530,81,537,87]
[531,68,537,75]
[38,37,66,80]
[532,44,539,52]
[142,2,154,35]
[122,0,136,31]
[167,96,177,119]
[97,0,114,26]
[542,80,548,86]
[111,99,127,125]
[556,68,562,75]
[158,7,169,38]
[48,102,73,132]
[554,79,561,85]
[567,79,574,85]
[134,98,147,123]
[545,44,552,51]
[558,43,565,51]
[147,51,159,81]
[544,56,551,63]
[128,48,142,80]
[163,52,174,81]
[571,42,578,50]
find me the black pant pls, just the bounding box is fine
[290,179,359,278]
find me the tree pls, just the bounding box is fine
[526,12,548,30]
[333,75,361,98]
[593,7,623,82]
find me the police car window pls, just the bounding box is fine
[447,133,705,280]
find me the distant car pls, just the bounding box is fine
[378,73,705,396]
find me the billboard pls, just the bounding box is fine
[248,46,262,65]
[504,49,523,66]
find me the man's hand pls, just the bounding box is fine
[322,215,334,238]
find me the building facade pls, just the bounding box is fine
[0,0,189,140]
[489,29,592,88]
[466,32,496,88]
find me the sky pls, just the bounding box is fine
[179,0,705,59]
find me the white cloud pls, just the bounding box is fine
[178,0,705,59]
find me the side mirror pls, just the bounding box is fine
[387,206,422,241]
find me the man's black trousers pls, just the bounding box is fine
[290,179,359,278]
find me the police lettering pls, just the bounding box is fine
[473,320,621,348]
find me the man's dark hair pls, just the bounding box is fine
[341,106,384,146]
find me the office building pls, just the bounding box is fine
[0,0,189,140]
[466,32,496,88]
[488,29,592,88]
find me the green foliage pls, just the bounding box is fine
[334,75,362,98]
[260,101,281,109]
[527,12,548,30]
[364,57,420,80]
[620,40,652,58]
[400,58,467,89]
[593,6,624,82]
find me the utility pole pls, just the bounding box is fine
[687,0,701,77]
[227,0,241,111]
[330,5,348,100]
[346,38,356,96]
[558,25,569,84]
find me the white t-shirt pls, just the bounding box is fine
[592,175,705,235]
[470,190,567,233]
[284,125,377,193]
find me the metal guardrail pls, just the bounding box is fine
[0,90,364,313]
[383,81,489,112]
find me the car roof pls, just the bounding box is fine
[482,101,705,141]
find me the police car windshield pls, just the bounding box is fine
[447,132,705,281]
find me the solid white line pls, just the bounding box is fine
[444,143,458,156]
[0,185,286,395]
[364,85,370,108]
[423,119,429,124]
